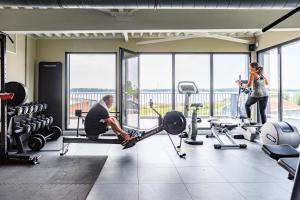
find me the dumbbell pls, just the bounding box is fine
[7,106,23,117]
[26,104,35,114]
[35,104,52,127]
[28,126,62,151]
[13,122,32,153]
[20,119,37,133]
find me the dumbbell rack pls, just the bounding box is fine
[0,33,40,165]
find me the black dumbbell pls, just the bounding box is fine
[28,126,62,151]
[7,106,23,117]
[12,122,32,153]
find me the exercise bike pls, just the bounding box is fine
[177,81,203,145]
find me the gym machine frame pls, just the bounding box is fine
[0,32,39,165]
[61,100,186,158]
[207,75,248,149]
[177,81,203,145]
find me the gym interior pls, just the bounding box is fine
[1,2,300,200]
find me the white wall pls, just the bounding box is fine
[257,31,300,51]
[26,36,37,101]
[6,34,26,84]
[6,34,36,102]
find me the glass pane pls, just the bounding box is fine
[139,54,172,129]
[68,53,116,129]
[175,54,211,128]
[282,40,300,129]
[213,54,248,117]
[258,48,279,122]
[121,50,139,128]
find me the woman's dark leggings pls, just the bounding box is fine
[245,96,269,124]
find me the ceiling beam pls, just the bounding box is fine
[123,32,128,42]
[204,34,252,44]
[136,34,209,45]
[136,33,251,45]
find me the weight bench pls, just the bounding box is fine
[262,144,300,180]
[278,157,299,180]
[208,119,247,149]
[262,144,299,160]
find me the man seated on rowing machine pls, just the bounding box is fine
[84,95,136,145]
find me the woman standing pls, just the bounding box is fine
[240,62,269,124]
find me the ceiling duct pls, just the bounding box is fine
[0,0,299,9]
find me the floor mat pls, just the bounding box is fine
[0,154,107,200]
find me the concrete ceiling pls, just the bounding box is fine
[1,9,300,34]
[0,0,299,9]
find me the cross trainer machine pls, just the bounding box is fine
[235,75,300,149]
[178,81,203,145]
[61,99,187,158]
[233,75,263,142]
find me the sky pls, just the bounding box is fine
[70,54,116,89]
[261,40,300,90]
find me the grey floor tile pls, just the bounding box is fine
[138,167,182,183]
[69,143,110,155]
[278,181,294,193]
[213,165,276,182]
[104,154,138,168]
[96,167,138,184]
[232,182,290,200]
[86,183,138,200]
[169,153,212,167]
[139,183,192,200]
[255,165,291,180]
[138,153,174,168]
[187,183,245,200]
[177,166,227,183]
[238,153,277,167]
[107,144,138,155]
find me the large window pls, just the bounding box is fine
[139,54,172,129]
[175,54,210,116]
[66,53,116,129]
[258,48,279,122]
[135,53,249,129]
[213,54,249,117]
[258,38,300,129]
[282,40,300,127]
